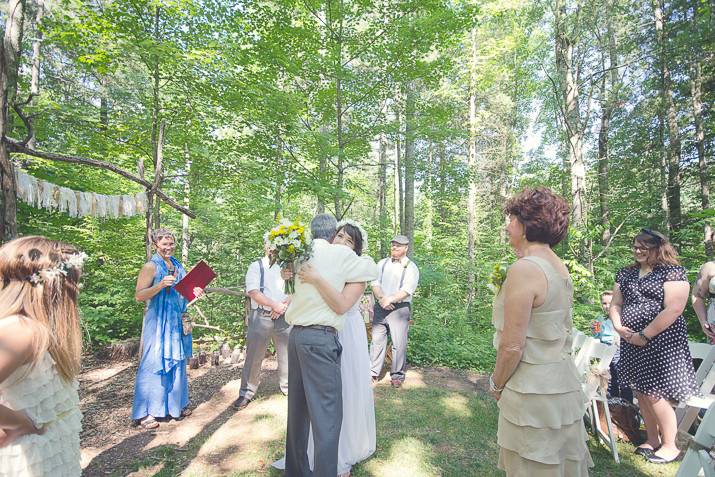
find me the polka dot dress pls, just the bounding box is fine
[616,265,699,401]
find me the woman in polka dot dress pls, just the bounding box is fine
[610,228,698,464]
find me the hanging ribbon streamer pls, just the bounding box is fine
[15,168,148,219]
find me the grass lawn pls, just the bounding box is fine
[117,368,681,477]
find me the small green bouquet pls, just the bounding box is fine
[268,219,312,293]
[487,262,508,295]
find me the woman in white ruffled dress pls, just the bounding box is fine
[0,236,85,477]
[273,220,376,477]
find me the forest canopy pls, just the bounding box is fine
[0,0,712,370]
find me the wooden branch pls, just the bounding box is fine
[191,323,225,333]
[205,287,245,298]
[12,102,34,146]
[592,220,626,263]
[3,139,196,218]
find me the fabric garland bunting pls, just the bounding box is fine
[15,168,148,219]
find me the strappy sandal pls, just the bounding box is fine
[140,416,159,429]
[180,407,193,417]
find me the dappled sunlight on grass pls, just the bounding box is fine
[364,436,441,477]
[440,393,472,418]
[146,380,243,450]
[181,394,287,475]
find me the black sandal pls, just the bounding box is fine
[647,452,682,464]
[634,445,659,457]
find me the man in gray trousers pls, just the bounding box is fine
[233,235,291,410]
[370,234,420,388]
[284,214,377,477]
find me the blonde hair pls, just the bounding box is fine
[0,236,83,382]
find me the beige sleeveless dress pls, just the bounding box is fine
[492,256,593,477]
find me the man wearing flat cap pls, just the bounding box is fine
[370,234,420,388]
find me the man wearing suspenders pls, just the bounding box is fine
[370,234,420,388]
[233,236,291,410]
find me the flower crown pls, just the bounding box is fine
[336,219,368,250]
[28,252,88,286]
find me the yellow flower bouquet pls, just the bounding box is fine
[268,219,312,293]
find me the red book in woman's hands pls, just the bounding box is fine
[174,260,216,302]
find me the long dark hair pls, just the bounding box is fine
[336,224,363,256]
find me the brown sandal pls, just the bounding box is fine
[140,416,159,429]
[180,408,192,417]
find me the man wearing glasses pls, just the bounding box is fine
[370,235,420,388]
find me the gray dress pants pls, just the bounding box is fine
[239,309,290,399]
[370,305,411,382]
[285,325,342,477]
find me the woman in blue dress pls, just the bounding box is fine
[132,228,203,429]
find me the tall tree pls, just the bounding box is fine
[554,0,588,260]
[654,0,682,233]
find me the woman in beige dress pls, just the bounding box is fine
[489,187,593,476]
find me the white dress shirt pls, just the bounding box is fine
[285,239,378,331]
[245,256,287,309]
[371,256,419,303]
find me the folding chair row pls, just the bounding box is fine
[573,335,620,464]
[676,343,715,433]
[675,402,715,477]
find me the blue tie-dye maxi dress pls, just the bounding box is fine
[132,254,192,420]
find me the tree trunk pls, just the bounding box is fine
[597,4,618,247]
[181,143,191,264]
[403,82,416,250]
[555,0,587,261]
[275,135,284,220]
[424,140,433,252]
[29,0,42,97]
[26,0,43,149]
[152,121,165,229]
[378,133,388,257]
[394,110,403,234]
[150,6,162,231]
[467,28,478,314]
[438,142,446,224]
[690,60,712,255]
[654,0,682,233]
[333,8,345,219]
[0,0,25,241]
[99,75,109,132]
[334,75,344,218]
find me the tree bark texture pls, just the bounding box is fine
[467,28,478,312]
[597,4,618,247]
[181,143,191,264]
[0,0,25,241]
[654,0,682,233]
[378,133,388,257]
[555,1,586,234]
[690,60,712,256]
[403,82,416,251]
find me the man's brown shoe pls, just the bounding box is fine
[232,396,251,410]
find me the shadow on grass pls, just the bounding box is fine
[82,366,679,477]
[81,365,283,477]
[351,374,674,477]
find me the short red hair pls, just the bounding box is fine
[504,187,570,247]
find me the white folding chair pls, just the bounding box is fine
[571,328,587,355]
[676,343,715,433]
[675,402,715,477]
[577,337,620,463]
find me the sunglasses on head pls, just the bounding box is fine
[640,228,665,244]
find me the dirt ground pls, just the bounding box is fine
[79,354,486,477]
